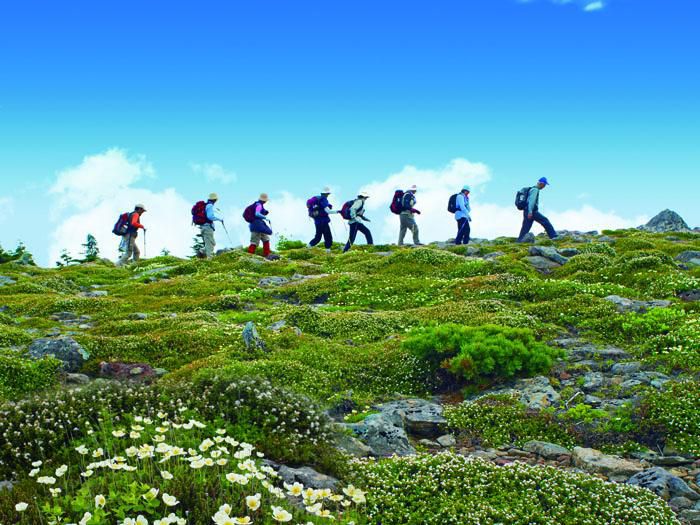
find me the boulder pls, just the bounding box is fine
[559,248,581,258]
[80,290,108,298]
[348,411,415,457]
[523,441,572,460]
[28,337,89,373]
[525,256,561,273]
[573,447,643,479]
[641,210,690,233]
[276,466,339,490]
[482,251,505,261]
[437,434,457,448]
[130,313,149,320]
[627,468,700,501]
[377,399,446,438]
[604,295,671,314]
[334,433,372,458]
[100,362,156,381]
[676,251,700,267]
[581,372,605,392]
[268,320,287,332]
[528,246,569,265]
[0,276,16,287]
[242,322,267,351]
[611,362,642,375]
[64,373,91,385]
[679,290,700,302]
[258,276,290,287]
[513,376,561,410]
[519,233,536,244]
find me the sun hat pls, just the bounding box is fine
[208,193,219,201]
[408,185,417,192]
[259,193,269,202]
[462,185,471,192]
[321,186,332,195]
[358,191,370,198]
[135,203,146,210]
[538,177,550,186]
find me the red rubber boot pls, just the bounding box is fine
[263,241,271,257]
[247,244,257,254]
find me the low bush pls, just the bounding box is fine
[642,381,700,455]
[0,352,61,401]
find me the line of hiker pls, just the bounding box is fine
[111,178,557,263]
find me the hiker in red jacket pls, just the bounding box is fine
[117,204,146,266]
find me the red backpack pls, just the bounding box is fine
[243,202,257,223]
[191,201,208,225]
[390,190,405,215]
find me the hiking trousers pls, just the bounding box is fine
[309,223,333,249]
[118,233,140,265]
[200,224,216,258]
[398,213,420,245]
[456,218,471,245]
[344,222,374,252]
[518,210,557,241]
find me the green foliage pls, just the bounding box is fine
[0,242,35,265]
[0,351,61,400]
[643,381,700,455]
[444,394,575,447]
[403,324,562,389]
[276,235,307,250]
[579,243,617,256]
[0,324,33,347]
[349,453,678,525]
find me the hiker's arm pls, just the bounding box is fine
[527,188,539,216]
[131,213,144,230]
[350,200,362,219]
[206,204,223,222]
[324,206,338,214]
[254,204,268,221]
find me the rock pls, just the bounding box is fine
[604,295,671,314]
[651,456,696,468]
[419,439,440,448]
[276,466,339,490]
[670,497,695,510]
[334,433,372,458]
[130,313,149,320]
[611,362,642,375]
[377,399,446,438]
[268,320,287,332]
[28,336,89,372]
[628,468,700,501]
[100,362,156,381]
[154,368,168,377]
[641,209,691,233]
[64,373,91,385]
[523,441,572,460]
[349,410,415,457]
[0,480,13,492]
[242,322,267,351]
[679,290,700,302]
[676,251,700,267]
[482,251,505,261]
[581,372,605,392]
[681,510,700,525]
[525,256,561,273]
[437,434,457,448]
[0,275,16,287]
[470,449,498,461]
[598,235,616,243]
[132,266,176,280]
[573,447,644,479]
[80,290,108,298]
[258,276,289,287]
[559,248,581,258]
[528,246,569,265]
[584,395,603,407]
[513,376,561,409]
[519,233,536,244]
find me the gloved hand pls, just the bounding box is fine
[412,209,421,215]
[362,217,371,222]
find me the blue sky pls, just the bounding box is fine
[0,0,698,264]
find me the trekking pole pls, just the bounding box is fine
[143,230,147,259]
[221,221,234,247]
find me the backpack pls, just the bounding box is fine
[306,196,321,218]
[242,202,257,223]
[112,212,130,236]
[390,190,405,215]
[447,194,459,214]
[515,187,532,211]
[192,201,209,225]
[340,200,356,220]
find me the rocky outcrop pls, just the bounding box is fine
[627,468,700,502]
[378,399,446,438]
[348,411,415,457]
[641,210,691,233]
[525,256,562,273]
[242,322,267,351]
[573,447,644,480]
[28,336,89,372]
[276,465,339,490]
[0,276,16,287]
[604,295,671,314]
[676,251,700,267]
[528,246,569,265]
[99,362,156,381]
[523,441,572,460]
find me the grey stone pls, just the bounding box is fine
[525,255,561,272]
[494,376,561,410]
[348,411,415,457]
[334,433,372,458]
[519,233,536,244]
[418,439,440,448]
[268,320,287,332]
[676,251,700,267]
[470,449,499,461]
[80,290,108,298]
[437,434,457,448]
[242,322,267,351]
[641,209,691,233]
[523,441,572,460]
[559,248,581,258]
[611,362,642,375]
[679,290,700,302]
[581,372,605,392]
[584,395,603,407]
[651,456,695,467]
[482,251,505,260]
[377,399,446,438]
[573,447,643,479]
[604,295,671,314]
[258,276,290,287]
[0,480,13,492]
[528,246,569,265]
[0,276,16,287]
[130,313,149,320]
[276,466,339,490]
[680,510,700,525]
[28,336,89,372]
[670,497,695,510]
[628,468,700,501]
[64,373,90,385]
[598,235,616,243]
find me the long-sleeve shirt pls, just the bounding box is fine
[205,202,223,229]
[254,202,268,220]
[314,196,336,225]
[348,199,366,224]
[527,187,541,215]
[455,193,471,221]
[129,212,144,232]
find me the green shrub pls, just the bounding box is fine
[403,324,563,389]
[0,324,33,348]
[349,453,678,525]
[643,381,700,455]
[579,243,617,257]
[0,352,61,400]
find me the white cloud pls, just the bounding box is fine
[191,163,237,185]
[0,197,14,225]
[48,149,194,265]
[584,1,605,11]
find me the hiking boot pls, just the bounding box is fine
[265,254,280,261]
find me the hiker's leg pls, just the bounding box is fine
[411,218,420,244]
[131,235,140,262]
[322,224,333,249]
[262,234,271,257]
[463,220,471,244]
[309,224,322,247]
[202,226,215,258]
[456,218,467,245]
[344,223,359,252]
[517,212,534,241]
[534,211,557,239]
[398,215,409,245]
[358,223,373,245]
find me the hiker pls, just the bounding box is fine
[455,185,472,245]
[246,193,275,259]
[517,177,558,242]
[117,204,146,266]
[197,193,224,258]
[398,185,421,246]
[307,187,339,253]
[342,191,374,253]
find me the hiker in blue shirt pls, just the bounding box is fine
[398,185,421,246]
[517,177,558,242]
[455,185,472,245]
[308,187,339,253]
[343,191,374,253]
[201,193,224,258]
